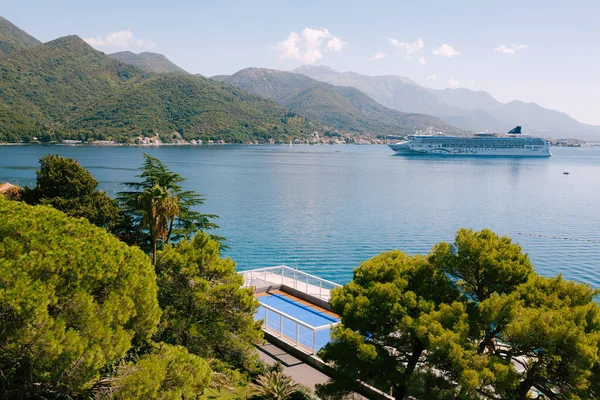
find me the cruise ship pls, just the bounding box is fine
[388,126,551,157]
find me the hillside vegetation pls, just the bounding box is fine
[0,35,320,143]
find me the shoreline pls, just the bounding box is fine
[0,142,389,147]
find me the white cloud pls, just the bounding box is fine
[369,52,387,61]
[426,73,436,80]
[432,43,461,58]
[448,78,460,88]
[389,38,424,59]
[418,57,427,65]
[136,39,157,49]
[495,44,528,55]
[84,29,156,49]
[274,28,347,64]
[327,37,346,51]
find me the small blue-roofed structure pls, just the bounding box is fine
[239,266,341,355]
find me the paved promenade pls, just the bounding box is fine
[256,343,366,399]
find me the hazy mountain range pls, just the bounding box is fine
[294,65,600,141]
[214,68,460,136]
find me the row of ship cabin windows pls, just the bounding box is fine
[419,144,534,149]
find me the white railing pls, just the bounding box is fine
[239,265,342,302]
[258,301,339,355]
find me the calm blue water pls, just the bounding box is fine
[1,145,599,286]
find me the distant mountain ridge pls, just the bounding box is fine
[0,16,41,55]
[109,51,188,73]
[217,68,463,136]
[295,65,600,141]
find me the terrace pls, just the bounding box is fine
[239,265,342,355]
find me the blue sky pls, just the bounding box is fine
[3,0,600,125]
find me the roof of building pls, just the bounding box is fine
[0,182,19,194]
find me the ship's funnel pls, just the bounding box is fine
[508,126,522,134]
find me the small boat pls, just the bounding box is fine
[563,172,570,175]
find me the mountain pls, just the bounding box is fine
[221,68,462,136]
[432,88,500,112]
[0,16,42,55]
[0,35,321,143]
[296,65,600,140]
[430,89,600,140]
[109,51,188,73]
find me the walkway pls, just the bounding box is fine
[256,343,366,399]
[256,343,329,390]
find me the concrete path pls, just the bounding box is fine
[256,343,330,390]
[256,343,366,399]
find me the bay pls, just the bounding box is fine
[1,144,599,286]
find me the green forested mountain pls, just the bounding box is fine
[0,16,41,56]
[109,51,188,73]
[0,33,320,143]
[68,73,319,143]
[221,68,462,136]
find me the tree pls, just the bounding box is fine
[107,343,211,399]
[155,232,263,370]
[21,154,124,232]
[429,228,533,303]
[0,198,161,397]
[117,154,221,251]
[317,250,466,400]
[138,185,180,265]
[482,275,600,399]
[319,229,600,400]
[427,229,600,399]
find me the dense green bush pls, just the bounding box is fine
[21,154,125,232]
[109,343,211,399]
[156,233,263,370]
[0,199,161,397]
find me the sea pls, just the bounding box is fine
[1,144,599,286]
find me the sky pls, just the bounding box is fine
[3,0,600,125]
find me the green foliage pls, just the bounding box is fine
[224,68,461,137]
[21,154,125,232]
[109,343,211,399]
[138,184,180,265]
[250,371,301,400]
[318,250,464,399]
[320,228,600,400]
[0,198,161,397]
[117,154,222,251]
[155,233,263,370]
[0,36,321,144]
[429,228,534,302]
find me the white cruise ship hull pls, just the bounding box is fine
[388,136,552,157]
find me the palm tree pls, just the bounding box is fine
[250,370,300,400]
[138,184,180,265]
